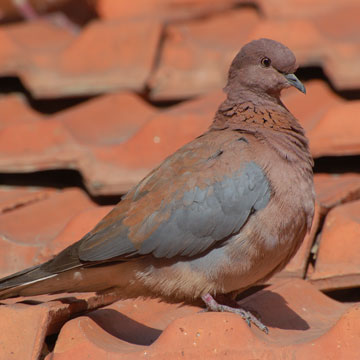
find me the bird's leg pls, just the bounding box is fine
[201,293,268,334]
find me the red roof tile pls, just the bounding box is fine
[0,20,74,80]
[54,92,156,146]
[0,291,123,360]
[324,43,360,90]
[258,0,359,19]
[46,279,359,359]
[314,173,360,215]
[309,200,360,290]
[0,188,95,276]
[22,19,162,98]
[282,79,344,132]
[5,19,74,52]
[0,119,83,171]
[0,186,55,214]
[0,94,44,130]
[308,102,360,157]
[96,0,248,21]
[149,8,260,99]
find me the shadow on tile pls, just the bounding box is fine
[242,290,310,331]
[88,308,162,346]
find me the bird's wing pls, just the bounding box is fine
[43,131,271,274]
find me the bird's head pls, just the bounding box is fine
[225,38,305,101]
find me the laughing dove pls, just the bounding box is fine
[0,38,314,332]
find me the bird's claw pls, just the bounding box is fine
[201,293,269,334]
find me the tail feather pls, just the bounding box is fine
[0,264,53,289]
[0,264,57,300]
[0,261,134,300]
[0,240,89,300]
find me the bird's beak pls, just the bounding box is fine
[284,73,306,94]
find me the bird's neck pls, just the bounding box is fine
[210,96,313,168]
[211,95,298,131]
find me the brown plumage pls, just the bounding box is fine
[0,38,314,332]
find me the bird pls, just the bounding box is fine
[0,38,314,333]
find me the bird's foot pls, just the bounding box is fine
[201,293,268,334]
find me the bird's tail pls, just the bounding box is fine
[0,239,110,299]
[0,263,60,300]
[0,260,132,300]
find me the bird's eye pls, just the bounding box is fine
[261,57,271,67]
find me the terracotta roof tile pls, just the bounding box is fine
[0,119,84,171]
[5,19,74,52]
[308,101,360,157]
[54,92,156,146]
[0,94,44,130]
[309,200,360,291]
[46,279,359,359]
[314,173,360,215]
[0,291,123,360]
[96,0,248,21]
[314,4,360,41]
[0,186,55,214]
[0,20,74,79]
[257,0,359,19]
[22,19,162,98]
[282,79,344,132]
[149,8,260,99]
[324,43,360,90]
[0,26,23,74]
[0,91,157,194]
[0,188,95,277]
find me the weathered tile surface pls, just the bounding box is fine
[0,188,95,277]
[96,0,247,21]
[55,92,156,146]
[49,279,360,359]
[309,200,360,290]
[148,8,260,99]
[0,94,44,130]
[22,19,162,97]
[308,102,360,157]
[314,173,360,214]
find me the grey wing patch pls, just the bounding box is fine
[139,161,271,258]
[74,161,270,262]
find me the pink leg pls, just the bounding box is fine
[201,293,268,334]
